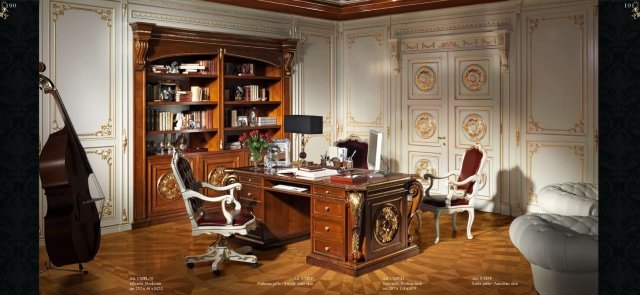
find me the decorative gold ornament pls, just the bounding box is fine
[349,192,364,262]
[462,113,487,142]
[414,66,436,92]
[462,64,486,92]
[207,167,238,186]
[157,172,180,201]
[415,159,435,186]
[414,112,436,139]
[374,204,400,244]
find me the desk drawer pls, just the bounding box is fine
[313,217,343,240]
[238,185,263,220]
[312,185,346,199]
[312,238,345,260]
[239,175,263,186]
[312,197,345,218]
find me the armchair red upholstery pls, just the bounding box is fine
[334,135,368,169]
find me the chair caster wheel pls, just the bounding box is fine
[213,270,221,276]
[186,263,194,269]
[251,263,258,269]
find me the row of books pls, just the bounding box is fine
[257,117,276,126]
[151,59,216,74]
[241,85,268,101]
[146,109,214,131]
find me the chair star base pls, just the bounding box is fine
[185,236,257,272]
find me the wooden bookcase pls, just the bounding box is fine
[131,22,297,228]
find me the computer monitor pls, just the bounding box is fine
[367,129,383,171]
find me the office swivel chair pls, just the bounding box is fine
[171,151,258,275]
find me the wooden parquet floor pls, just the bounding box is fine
[38,211,536,295]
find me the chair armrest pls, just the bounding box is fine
[200,182,242,192]
[423,170,459,193]
[448,174,479,187]
[187,191,237,205]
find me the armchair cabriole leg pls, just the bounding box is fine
[466,209,474,240]
[434,211,441,244]
[452,212,458,231]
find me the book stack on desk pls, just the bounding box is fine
[294,168,339,179]
[330,174,367,184]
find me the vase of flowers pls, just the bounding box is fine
[239,130,271,170]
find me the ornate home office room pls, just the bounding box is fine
[37,0,599,294]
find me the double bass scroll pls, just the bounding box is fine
[39,62,104,268]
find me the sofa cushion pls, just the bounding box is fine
[538,182,598,216]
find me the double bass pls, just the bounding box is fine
[39,62,102,268]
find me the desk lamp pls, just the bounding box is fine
[284,115,323,164]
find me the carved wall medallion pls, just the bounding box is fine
[157,172,181,201]
[374,204,399,244]
[414,66,436,92]
[414,112,436,139]
[415,159,436,186]
[462,64,486,92]
[462,113,487,142]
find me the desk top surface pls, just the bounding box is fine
[233,166,417,189]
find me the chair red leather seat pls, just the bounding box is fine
[197,207,255,226]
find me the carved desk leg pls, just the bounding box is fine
[349,192,364,262]
[405,179,424,243]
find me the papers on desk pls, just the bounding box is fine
[276,167,339,179]
[272,184,308,192]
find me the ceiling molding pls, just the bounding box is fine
[202,0,508,20]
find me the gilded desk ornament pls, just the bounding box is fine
[462,113,487,142]
[374,204,399,244]
[414,66,436,92]
[207,167,237,187]
[349,192,364,262]
[414,112,436,139]
[405,179,424,231]
[462,64,486,92]
[157,172,180,200]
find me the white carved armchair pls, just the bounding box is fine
[419,143,487,244]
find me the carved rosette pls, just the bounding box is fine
[414,66,436,92]
[374,204,399,244]
[415,159,435,186]
[207,167,238,186]
[157,172,181,201]
[349,192,364,262]
[462,64,486,92]
[462,113,487,142]
[414,112,436,139]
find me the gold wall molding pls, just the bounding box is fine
[414,66,436,92]
[462,113,487,142]
[394,19,510,36]
[414,112,436,139]
[87,148,114,217]
[400,30,509,71]
[130,10,289,36]
[526,142,586,204]
[461,64,486,92]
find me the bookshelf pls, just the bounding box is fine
[131,22,296,228]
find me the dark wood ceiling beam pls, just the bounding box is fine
[203,0,506,20]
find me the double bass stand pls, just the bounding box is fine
[40,261,88,275]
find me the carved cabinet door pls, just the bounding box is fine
[400,49,502,212]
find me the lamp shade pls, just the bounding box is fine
[284,115,323,134]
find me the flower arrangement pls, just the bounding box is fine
[239,130,272,164]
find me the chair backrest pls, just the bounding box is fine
[456,144,487,195]
[334,135,368,169]
[171,152,204,219]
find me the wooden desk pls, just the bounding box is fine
[231,167,423,276]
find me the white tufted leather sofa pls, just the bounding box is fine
[509,182,598,295]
